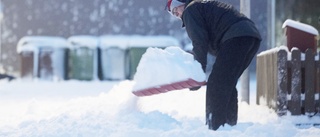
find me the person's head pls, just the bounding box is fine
[166,0,186,19]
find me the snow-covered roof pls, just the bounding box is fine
[67,35,99,48]
[128,35,180,48]
[282,19,319,36]
[99,35,130,49]
[17,36,69,53]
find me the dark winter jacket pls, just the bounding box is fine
[182,0,261,71]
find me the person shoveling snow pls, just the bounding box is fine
[164,0,261,131]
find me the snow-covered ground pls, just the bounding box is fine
[1,47,320,137]
[1,78,319,137]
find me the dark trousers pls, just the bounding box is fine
[206,36,260,130]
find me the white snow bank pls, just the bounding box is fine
[282,19,319,36]
[133,46,206,91]
[1,80,319,136]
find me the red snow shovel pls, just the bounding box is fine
[132,78,206,97]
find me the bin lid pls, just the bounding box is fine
[99,35,130,50]
[67,35,99,49]
[17,36,69,53]
[282,19,319,36]
[128,35,181,48]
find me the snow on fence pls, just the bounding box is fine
[257,47,320,116]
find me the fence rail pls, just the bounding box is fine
[257,48,320,116]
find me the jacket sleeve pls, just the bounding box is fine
[182,7,209,72]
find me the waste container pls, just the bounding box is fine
[18,47,34,79]
[17,36,69,81]
[99,35,129,80]
[67,35,99,81]
[282,19,319,52]
[126,35,180,79]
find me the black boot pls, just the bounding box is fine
[206,112,227,130]
[226,88,238,126]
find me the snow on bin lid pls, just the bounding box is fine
[17,36,68,53]
[282,19,319,36]
[128,35,180,48]
[67,35,99,49]
[132,46,206,92]
[99,35,130,49]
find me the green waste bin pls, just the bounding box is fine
[126,35,181,80]
[67,36,99,81]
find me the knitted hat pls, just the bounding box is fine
[166,0,185,12]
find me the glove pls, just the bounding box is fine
[189,86,201,91]
[199,62,206,73]
[202,65,206,73]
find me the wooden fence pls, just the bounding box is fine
[257,48,320,116]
